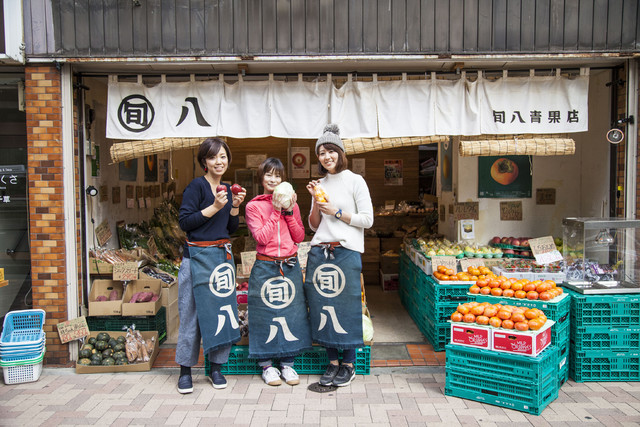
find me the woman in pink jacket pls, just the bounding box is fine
[245,158,312,386]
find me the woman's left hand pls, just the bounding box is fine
[315,201,335,216]
[232,188,247,207]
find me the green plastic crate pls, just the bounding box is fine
[205,345,371,376]
[445,365,558,416]
[569,291,640,328]
[571,326,640,352]
[421,275,472,303]
[570,349,640,382]
[86,306,166,344]
[424,316,449,352]
[446,344,559,383]
[552,315,570,346]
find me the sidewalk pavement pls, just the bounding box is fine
[1,366,640,426]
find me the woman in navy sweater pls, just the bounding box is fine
[175,137,246,393]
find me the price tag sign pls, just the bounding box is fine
[453,202,479,220]
[56,316,89,344]
[240,251,256,275]
[529,236,562,265]
[460,258,485,271]
[431,256,457,273]
[112,262,138,281]
[297,242,311,269]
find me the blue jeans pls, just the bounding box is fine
[326,347,356,364]
[258,356,295,368]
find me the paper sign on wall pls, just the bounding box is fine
[57,316,90,344]
[500,201,523,221]
[529,236,563,265]
[453,202,479,220]
[112,262,138,281]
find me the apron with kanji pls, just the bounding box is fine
[248,254,312,359]
[303,244,364,350]
[188,240,240,354]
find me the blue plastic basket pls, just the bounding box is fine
[1,310,46,346]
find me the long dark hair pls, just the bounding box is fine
[317,143,348,176]
[257,157,286,182]
[197,137,232,171]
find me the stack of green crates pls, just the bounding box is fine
[472,292,571,388]
[445,344,560,415]
[86,306,167,344]
[568,289,640,382]
[204,345,371,376]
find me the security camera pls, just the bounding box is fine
[606,128,624,144]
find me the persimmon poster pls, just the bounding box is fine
[478,155,531,198]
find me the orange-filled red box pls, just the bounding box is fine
[491,320,554,357]
[450,323,492,349]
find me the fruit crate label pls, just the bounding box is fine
[529,236,562,264]
[57,316,89,344]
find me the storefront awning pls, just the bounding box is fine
[109,135,448,163]
[458,135,575,157]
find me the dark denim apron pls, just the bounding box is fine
[303,245,364,350]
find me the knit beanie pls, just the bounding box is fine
[315,124,345,154]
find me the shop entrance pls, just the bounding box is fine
[0,75,30,318]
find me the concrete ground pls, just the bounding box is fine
[1,366,640,426]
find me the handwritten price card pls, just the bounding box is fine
[431,256,458,273]
[112,262,138,281]
[529,236,562,265]
[500,201,522,221]
[241,251,257,275]
[453,202,479,220]
[460,258,485,272]
[297,242,311,269]
[57,316,89,344]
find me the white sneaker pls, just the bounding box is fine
[262,366,282,386]
[280,365,300,385]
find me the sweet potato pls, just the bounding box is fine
[150,294,159,302]
[95,295,107,302]
[129,292,141,303]
[108,289,119,301]
[136,292,153,303]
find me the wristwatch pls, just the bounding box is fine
[334,209,342,219]
[282,210,293,216]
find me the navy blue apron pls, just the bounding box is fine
[303,245,364,350]
[248,255,312,359]
[188,241,240,355]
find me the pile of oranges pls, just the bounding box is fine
[451,301,548,331]
[468,276,563,301]
[433,265,496,282]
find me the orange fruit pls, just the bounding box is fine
[468,267,480,276]
[445,268,455,276]
[523,283,536,292]
[502,289,515,298]
[501,319,515,329]
[514,321,529,331]
[470,305,486,316]
[476,315,490,325]
[528,318,544,330]
[489,317,502,328]
[500,282,512,290]
[511,283,524,291]
[480,286,492,295]
[527,291,539,300]
[497,310,512,320]
[463,313,476,323]
[511,312,526,323]
[451,312,464,322]
[539,291,552,301]
[514,290,527,299]
[488,279,501,289]
[483,306,498,317]
[469,285,481,294]
[437,265,447,273]
[476,278,489,287]
[457,305,470,315]
[524,309,538,320]
[491,287,503,296]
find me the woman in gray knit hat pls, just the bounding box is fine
[304,124,374,387]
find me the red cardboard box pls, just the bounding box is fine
[492,320,554,357]
[450,323,492,349]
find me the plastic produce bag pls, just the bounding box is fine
[362,314,374,342]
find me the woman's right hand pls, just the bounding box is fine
[306,180,321,197]
[214,188,229,210]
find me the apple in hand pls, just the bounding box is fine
[231,183,243,195]
[216,185,227,193]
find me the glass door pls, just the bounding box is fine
[0,74,29,318]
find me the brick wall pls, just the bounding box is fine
[25,65,69,366]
